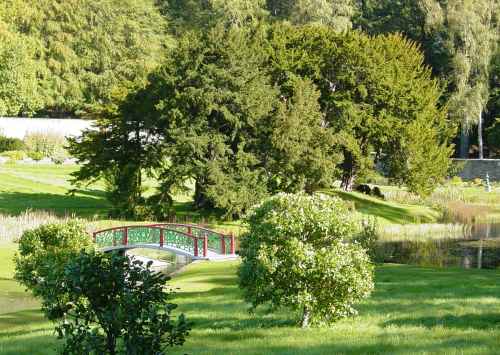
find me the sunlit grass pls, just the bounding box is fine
[2,242,500,354]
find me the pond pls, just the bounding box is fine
[126,249,192,275]
[377,223,500,269]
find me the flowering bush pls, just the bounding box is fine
[238,193,374,327]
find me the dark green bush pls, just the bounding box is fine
[56,251,190,354]
[0,136,25,152]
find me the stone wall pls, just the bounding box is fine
[453,159,500,181]
[0,117,94,139]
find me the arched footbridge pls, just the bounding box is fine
[93,224,237,261]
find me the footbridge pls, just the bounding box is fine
[93,224,237,261]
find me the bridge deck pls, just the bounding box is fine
[101,243,239,261]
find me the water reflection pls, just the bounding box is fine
[126,249,192,275]
[377,223,500,269]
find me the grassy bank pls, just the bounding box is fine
[0,163,444,227]
[1,242,500,354]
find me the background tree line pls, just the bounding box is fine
[1,0,498,217]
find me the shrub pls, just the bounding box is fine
[371,186,385,200]
[51,146,69,164]
[238,193,374,327]
[14,221,93,314]
[55,251,190,354]
[449,176,463,186]
[487,118,500,157]
[24,131,66,159]
[28,151,44,161]
[355,184,372,195]
[0,150,27,161]
[354,217,380,262]
[0,136,25,152]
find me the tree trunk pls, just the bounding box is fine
[301,306,311,328]
[341,152,356,191]
[194,176,213,209]
[478,111,484,159]
[341,173,356,191]
[106,332,116,355]
[460,122,470,158]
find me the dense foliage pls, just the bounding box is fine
[269,25,455,194]
[14,221,93,316]
[487,118,500,156]
[56,251,189,354]
[0,135,25,152]
[69,24,454,217]
[0,0,168,116]
[238,193,374,327]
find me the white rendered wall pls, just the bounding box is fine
[0,117,95,139]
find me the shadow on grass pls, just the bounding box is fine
[170,263,500,354]
[0,191,109,217]
[385,313,500,330]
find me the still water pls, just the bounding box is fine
[378,223,500,269]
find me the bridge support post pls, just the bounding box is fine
[92,232,96,243]
[159,229,164,247]
[221,236,226,254]
[230,233,235,254]
[203,235,208,258]
[194,239,198,257]
[123,228,128,246]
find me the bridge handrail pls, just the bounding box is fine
[93,225,199,240]
[150,223,231,238]
[93,223,235,257]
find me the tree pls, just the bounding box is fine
[56,251,189,354]
[70,26,338,218]
[0,22,43,116]
[2,0,168,116]
[267,0,357,31]
[487,118,500,156]
[67,94,149,218]
[435,0,499,159]
[14,221,93,318]
[238,193,374,328]
[268,25,455,194]
[358,0,500,159]
[162,0,267,34]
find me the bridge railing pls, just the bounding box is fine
[93,224,235,258]
[150,224,235,255]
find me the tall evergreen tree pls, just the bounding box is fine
[269,25,455,194]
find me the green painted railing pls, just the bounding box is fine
[93,224,235,258]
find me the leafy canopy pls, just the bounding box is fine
[57,251,190,354]
[1,0,168,116]
[238,193,374,327]
[14,221,93,319]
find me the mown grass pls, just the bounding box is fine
[327,190,440,225]
[3,241,500,355]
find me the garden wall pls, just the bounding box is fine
[0,117,94,139]
[453,159,500,182]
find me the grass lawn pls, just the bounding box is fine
[0,163,442,225]
[0,164,108,217]
[1,242,500,354]
[327,190,440,225]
